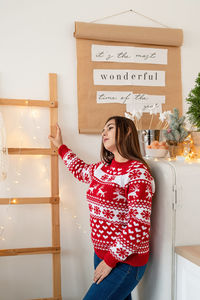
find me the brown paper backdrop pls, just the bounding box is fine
[74,22,183,134]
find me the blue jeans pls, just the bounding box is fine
[82,252,147,300]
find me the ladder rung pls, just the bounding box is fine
[0,98,58,108]
[0,197,59,205]
[0,247,60,256]
[30,297,61,300]
[8,148,58,155]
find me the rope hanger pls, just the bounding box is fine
[90,9,170,28]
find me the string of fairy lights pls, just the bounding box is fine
[0,104,88,242]
[1,105,200,242]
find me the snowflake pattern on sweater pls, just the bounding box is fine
[58,144,155,268]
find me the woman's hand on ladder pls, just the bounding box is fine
[48,123,63,148]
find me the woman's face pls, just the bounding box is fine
[102,119,116,153]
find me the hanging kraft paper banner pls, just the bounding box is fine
[74,22,183,134]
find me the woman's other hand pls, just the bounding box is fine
[94,260,113,284]
[48,123,63,148]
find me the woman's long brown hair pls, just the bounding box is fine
[100,116,151,173]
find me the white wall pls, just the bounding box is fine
[0,0,200,299]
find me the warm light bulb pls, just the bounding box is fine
[41,166,46,173]
[31,110,39,118]
[185,157,189,162]
[14,180,19,184]
[12,199,17,204]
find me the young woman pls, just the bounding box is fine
[48,116,155,300]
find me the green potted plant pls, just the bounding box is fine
[163,108,189,158]
[186,72,200,151]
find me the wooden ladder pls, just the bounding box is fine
[0,73,62,300]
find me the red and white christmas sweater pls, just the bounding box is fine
[58,144,155,268]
